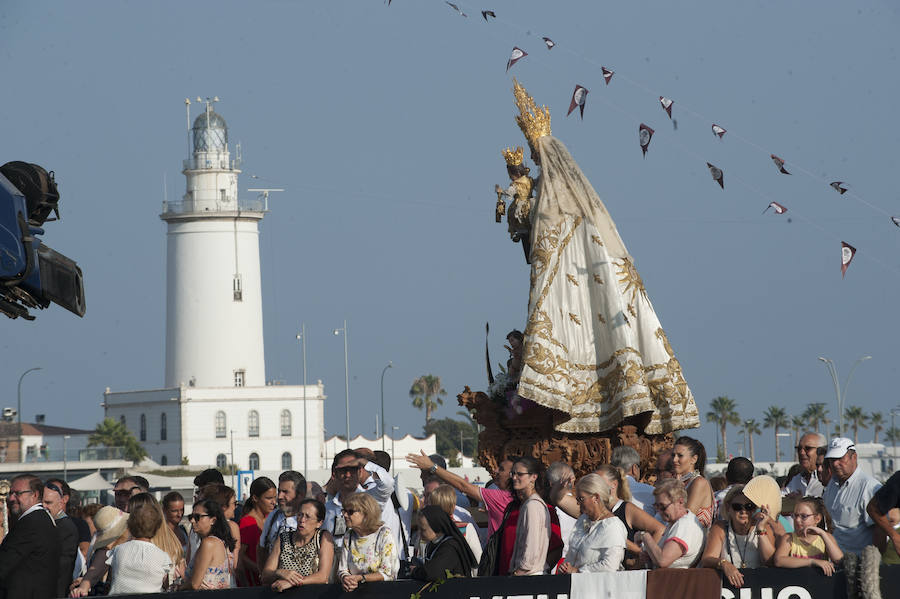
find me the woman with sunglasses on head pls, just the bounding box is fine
[262,499,334,592]
[183,499,237,590]
[700,485,777,587]
[337,492,399,592]
[672,436,715,528]
[558,474,627,573]
[594,465,665,569]
[774,497,843,576]
[640,479,704,569]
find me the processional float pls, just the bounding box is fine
[460,80,700,477]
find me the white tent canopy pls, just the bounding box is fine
[69,471,112,491]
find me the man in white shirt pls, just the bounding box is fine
[323,449,395,549]
[822,437,882,555]
[784,432,826,498]
[356,448,406,557]
[611,446,656,516]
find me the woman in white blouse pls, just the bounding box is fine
[558,474,627,573]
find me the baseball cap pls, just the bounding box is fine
[824,437,855,459]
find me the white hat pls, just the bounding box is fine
[92,506,128,549]
[824,437,855,459]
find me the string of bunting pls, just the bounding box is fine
[387,0,899,279]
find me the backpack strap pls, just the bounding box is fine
[390,491,410,551]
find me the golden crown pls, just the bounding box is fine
[502,146,524,166]
[513,79,551,148]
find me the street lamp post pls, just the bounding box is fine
[817,355,871,437]
[63,435,71,481]
[333,320,350,448]
[296,325,309,478]
[380,362,393,451]
[17,367,41,462]
[391,425,400,476]
[891,407,900,470]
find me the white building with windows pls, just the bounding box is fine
[103,99,325,472]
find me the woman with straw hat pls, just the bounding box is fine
[70,506,129,597]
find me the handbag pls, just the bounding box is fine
[477,501,516,577]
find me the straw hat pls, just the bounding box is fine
[92,506,128,549]
[742,475,782,516]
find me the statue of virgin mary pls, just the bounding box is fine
[507,80,700,435]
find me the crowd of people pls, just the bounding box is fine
[1,433,899,597]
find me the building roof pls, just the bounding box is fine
[20,423,93,436]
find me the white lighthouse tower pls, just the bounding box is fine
[162,98,265,388]
[102,98,327,476]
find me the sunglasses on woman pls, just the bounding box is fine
[731,502,756,513]
[188,513,213,522]
[341,508,357,516]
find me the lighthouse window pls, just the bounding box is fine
[233,275,242,302]
[249,452,260,470]
[234,369,245,387]
[215,411,227,438]
[248,410,259,437]
[139,414,147,441]
[280,410,292,437]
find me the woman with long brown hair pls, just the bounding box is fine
[671,436,715,528]
[238,477,276,586]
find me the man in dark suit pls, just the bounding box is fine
[43,479,79,597]
[0,474,60,599]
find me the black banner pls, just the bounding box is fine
[722,565,900,599]
[106,565,900,599]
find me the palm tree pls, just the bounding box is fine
[791,415,806,447]
[886,427,900,444]
[706,396,741,458]
[88,417,148,462]
[802,403,829,434]
[763,406,790,461]
[409,374,447,429]
[742,419,762,461]
[843,406,869,444]
[870,412,885,443]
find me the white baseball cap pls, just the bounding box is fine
[824,437,855,459]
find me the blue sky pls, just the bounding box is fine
[3,1,900,464]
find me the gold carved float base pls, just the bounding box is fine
[458,386,673,479]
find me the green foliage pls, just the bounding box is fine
[706,396,740,457]
[843,406,869,443]
[424,416,478,458]
[410,374,447,428]
[870,412,884,443]
[885,427,900,444]
[88,418,148,462]
[802,403,829,434]
[764,406,790,461]
[409,569,458,599]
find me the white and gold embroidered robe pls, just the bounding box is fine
[517,135,699,435]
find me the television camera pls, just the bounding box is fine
[0,161,85,320]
